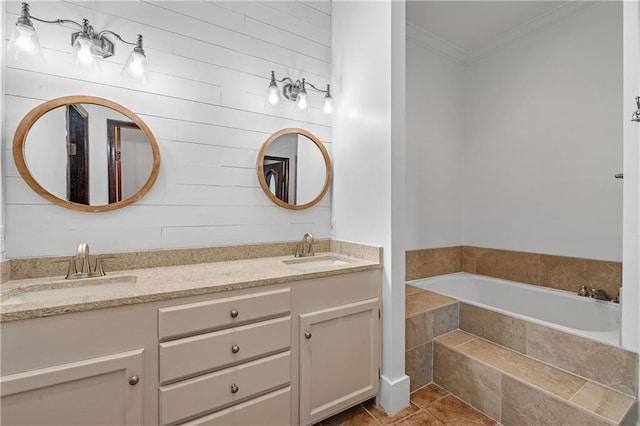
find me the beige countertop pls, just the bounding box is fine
[0,252,381,322]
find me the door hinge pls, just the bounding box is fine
[378,368,381,378]
[378,308,381,320]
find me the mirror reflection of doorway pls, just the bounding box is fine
[66,104,89,205]
[263,156,290,203]
[107,120,148,203]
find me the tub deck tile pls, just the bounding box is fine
[405,288,457,317]
[570,382,636,424]
[434,330,476,348]
[455,336,587,401]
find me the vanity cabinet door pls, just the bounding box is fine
[299,298,380,426]
[0,349,144,426]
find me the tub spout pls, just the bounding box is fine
[577,286,591,297]
[590,288,611,301]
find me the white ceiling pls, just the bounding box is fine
[406,1,568,53]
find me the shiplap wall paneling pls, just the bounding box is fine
[3,0,331,257]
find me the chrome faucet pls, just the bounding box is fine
[64,243,108,279]
[296,233,316,258]
[590,288,611,301]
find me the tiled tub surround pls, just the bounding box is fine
[406,246,622,299]
[405,285,638,426]
[405,287,459,391]
[0,242,381,322]
[435,331,637,425]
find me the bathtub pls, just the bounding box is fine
[409,272,621,346]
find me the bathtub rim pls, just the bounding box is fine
[408,272,622,347]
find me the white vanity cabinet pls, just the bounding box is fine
[0,267,382,426]
[157,288,293,425]
[295,270,381,426]
[0,305,155,425]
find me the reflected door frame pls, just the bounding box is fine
[263,155,290,203]
[107,120,140,204]
[66,104,89,205]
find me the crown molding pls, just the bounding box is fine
[406,1,598,65]
[406,23,468,65]
[468,1,597,62]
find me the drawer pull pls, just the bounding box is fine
[128,375,140,386]
[304,332,312,339]
[231,344,240,354]
[230,383,239,394]
[230,309,239,318]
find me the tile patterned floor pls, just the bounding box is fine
[314,384,500,426]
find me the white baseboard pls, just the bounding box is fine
[378,374,410,416]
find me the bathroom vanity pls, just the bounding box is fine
[0,253,381,425]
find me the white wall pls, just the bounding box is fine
[3,0,331,258]
[463,2,623,261]
[332,0,409,415]
[405,38,465,250]
[621,0,639,357]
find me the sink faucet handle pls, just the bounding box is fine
[53,259,78,279]
[93,256,116,276]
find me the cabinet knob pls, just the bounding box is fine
[230,383,239,394]
[128,375,140,386]
[304,332,312,339]
[230,309,239,318]
[231,344,240,354]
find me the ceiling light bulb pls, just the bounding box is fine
[268,86,279,105]
[127,51,145,77]
[75,37,96,66]
[323,97,333,114]
[297,92,308,110]
[15,25,36,52]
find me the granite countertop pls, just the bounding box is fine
[0,252,381,322]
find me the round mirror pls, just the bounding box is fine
[13,95,160,212]
[256,128,332,210]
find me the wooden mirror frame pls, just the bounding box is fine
[13,95,161,213]
[256,128,332,210]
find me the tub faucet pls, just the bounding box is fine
[590,288,611,301]
[296,233,316,258]
[577,286,591,297]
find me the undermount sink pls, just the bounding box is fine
[1,275,138,306]
[282,255,353,271]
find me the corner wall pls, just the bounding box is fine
[3,0,331,258]
[331,0,409,415]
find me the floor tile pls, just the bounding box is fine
[410,383,449,408]
[313,403,381,426]
[395,410,445,426]
[426,395,497,426]
[362,399,420,425]
[434,330,476,348]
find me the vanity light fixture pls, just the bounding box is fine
[8,2,149,84]
[267,71,333,114]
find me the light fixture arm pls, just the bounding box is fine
[98,30,139,47]
[13,2,147,67]
[270,70,330,104]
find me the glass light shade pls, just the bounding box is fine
[268,86,279,105]
[123,49,149,84]
[323,97,333,114]
[297,92,308,110]
[73,35,100,71]
[8,22,44,62]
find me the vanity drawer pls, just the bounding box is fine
[159,316,291,384]
[159,351,291,426]
[179,386,291,426]
[158,288,291,340]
